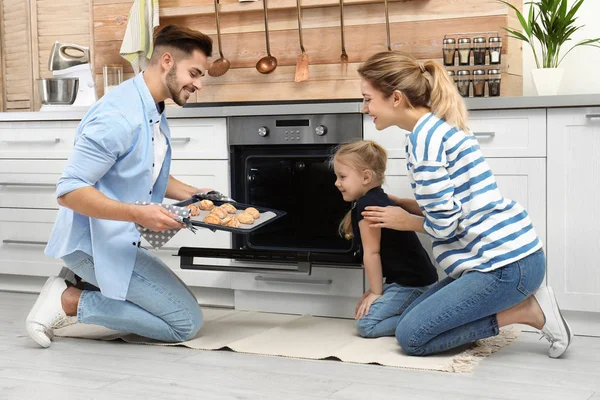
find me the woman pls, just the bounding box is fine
[358,51,572,358]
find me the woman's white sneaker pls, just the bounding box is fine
[533,285,573,358]
[26,276,76,348]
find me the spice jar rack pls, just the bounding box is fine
[442,31,503,98]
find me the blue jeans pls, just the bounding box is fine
[356,282,432,338]
[62,248,203,343]
[395,250,546,356]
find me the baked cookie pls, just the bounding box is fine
[224,217,241,228]
[187,204,200,217]
[244,207,260,219]
[236,212,254,225]
[220,203,237,214]
[203,214,221,225]
[198,199,215,211]
[210,207,228,219]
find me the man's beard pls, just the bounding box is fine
[166,63,187,106]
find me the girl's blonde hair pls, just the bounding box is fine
[332,140,387,240]
[357,51,469,132]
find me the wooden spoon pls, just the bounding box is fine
[208,0,230,77]
[384,0,392,51]
[294,0,309,82]
[256,0,277,74]
[339,0,348,76]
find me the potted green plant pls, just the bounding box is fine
[500,0,600,95]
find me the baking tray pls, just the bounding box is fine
[173,197,287,234]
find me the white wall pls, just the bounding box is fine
[522,0,600,95]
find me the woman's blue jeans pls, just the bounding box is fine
[395,250,546,356]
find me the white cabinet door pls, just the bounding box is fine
[547,108,600,312]
[0,160,66,209]
[362,118,410,159]
[168,159,230,197]
[0,209,63,277]
[169,118,228,160]
[0,120,78,159]
[363,109,546,159]
[383,158,546,275]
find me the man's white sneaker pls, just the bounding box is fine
[26,276,76,348]
[533,285,573,358]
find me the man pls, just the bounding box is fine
[26,25,213,348]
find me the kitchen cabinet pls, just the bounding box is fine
[363,109,547,159]
[0,117,233,301]
[168,118,228,160]
[0,209,63,277]
[0,120,78,158]
[383,158,547,276]
[547,108,600,313]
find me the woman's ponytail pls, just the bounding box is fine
[423,60,469,132]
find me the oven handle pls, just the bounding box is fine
[179,256,312,275]
[255,276,332,285]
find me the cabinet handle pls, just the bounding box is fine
[3,240,48,246]
[255,276,333,285]
[585,114,600,119]
[0,182,55,188]
[171,137,191,143]
[473,132,496,138]
[2,138,60,144]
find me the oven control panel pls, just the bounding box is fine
[229,114,362,145]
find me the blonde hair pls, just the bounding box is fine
[357,51,469,132]
[332,140,387,240]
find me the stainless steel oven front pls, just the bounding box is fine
[178,113,363,273]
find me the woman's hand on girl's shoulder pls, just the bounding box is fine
[362,205,412,230]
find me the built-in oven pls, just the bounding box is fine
[178,113,363,274]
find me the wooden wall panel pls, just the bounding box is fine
[93,0,522,103]
[1,0,33,111]
[0,0,523,109]
[0,0,4,111]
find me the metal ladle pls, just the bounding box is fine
[208,0,230,77]
[256,0,277,74]
[384,0,392,51]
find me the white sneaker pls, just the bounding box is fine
[26,276,77,348]
[533,285,573,358]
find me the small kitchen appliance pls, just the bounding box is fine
[38,42,97,110]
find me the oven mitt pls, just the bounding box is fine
[194,190,236,203]
[134,201,197,249]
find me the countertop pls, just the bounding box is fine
[2,94,600,122]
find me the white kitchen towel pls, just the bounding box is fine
[54,309,519,373]
[120,0,160,73]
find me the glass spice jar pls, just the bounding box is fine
[456,70,471,97]
[487,69,502,97]
[442,38,457,66]
[457,38,472,66]
[447,70,456,81]
[473,37,487,65]
[472,69,486,97]
[489,36,502,64]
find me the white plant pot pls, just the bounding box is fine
[531,68,564,96]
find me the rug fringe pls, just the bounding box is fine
[447,327,519,373]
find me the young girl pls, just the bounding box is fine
[333,140,438,338]
[357,51,572,357]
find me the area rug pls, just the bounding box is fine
[54,308,518,373]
